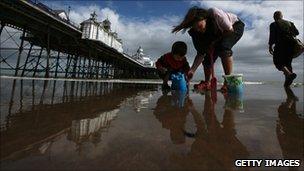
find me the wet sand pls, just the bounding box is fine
[0,77,303,171]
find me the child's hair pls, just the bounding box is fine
[171,41,187,56]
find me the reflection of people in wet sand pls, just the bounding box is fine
[153,92,189,144]
[276,87,304,162]
[154,92,249,169]
[184,92,249,170]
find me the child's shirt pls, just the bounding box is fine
[155,52,190,73]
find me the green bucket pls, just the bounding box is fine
[224,93,244,112]
[223,74,244,94]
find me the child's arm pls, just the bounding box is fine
[155,55,167,73]
[182,60,191,81]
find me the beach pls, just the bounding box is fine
[0,77,303,170]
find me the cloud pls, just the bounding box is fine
[68,5,192,60]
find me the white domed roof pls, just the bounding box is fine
[137,46,143,53]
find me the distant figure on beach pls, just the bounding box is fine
[268,11,299,87]
[155,41,190,90]
[172,7,245,92]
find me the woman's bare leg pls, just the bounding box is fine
[221,56,233,75]
[204,66,212,82]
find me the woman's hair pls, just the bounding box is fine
[172,6,209,33]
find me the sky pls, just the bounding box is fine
[4,0,304,82]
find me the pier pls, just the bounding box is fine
[0,0,157,79]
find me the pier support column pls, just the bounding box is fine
[14,28,26,76]
[7,80,17,128]
[94,60,98,79]
[75,81,79,97]
[54,51,60,78]
[72,55,78,78]
[77,56,82,78]
[31,80,36,108]
[45,29,50,78]
[105,61,109,78]
[80,81,84,97]
[101,61,105,78]
[91,59,96,79]
[51,80,57,104]
[65,54,71,78]
[96,61,100,79]
[82,57,86,78]
[21,43,33,76]
[33,47,43,77]
[88,58,91,78]
[0,22,5,37]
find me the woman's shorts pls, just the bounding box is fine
[203,19,245,68]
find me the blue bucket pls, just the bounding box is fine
[171,72,187,91]
[171,90,187,108]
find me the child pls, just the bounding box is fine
[155,41,190,90]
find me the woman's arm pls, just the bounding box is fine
[187,29,207,77]
[222,29,234,37]
[190,53,205,72]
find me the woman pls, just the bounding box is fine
[172,6,245,91]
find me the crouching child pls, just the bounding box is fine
[155,41,190,90]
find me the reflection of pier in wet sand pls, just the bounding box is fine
[1,77,303,170]
[0,78,157,160]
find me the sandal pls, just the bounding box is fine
[220,83,228,93]
[194,81,211,91]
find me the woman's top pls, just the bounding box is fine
[209,7,239,32]
[188,7,239,55]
